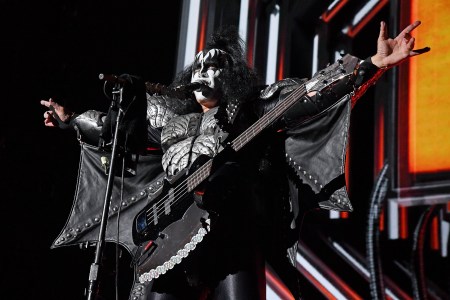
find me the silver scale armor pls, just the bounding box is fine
[161,106,226,176]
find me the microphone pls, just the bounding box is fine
[145,82,204,98]
[173,82,202,92]
[98,73,128,84]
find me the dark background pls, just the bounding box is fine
[0,1,382,299]
[2,1,447,299]
[0,1,182,299]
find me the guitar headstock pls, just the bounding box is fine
[305,54,360,94]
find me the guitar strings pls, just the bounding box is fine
[145,160,212,221]
[232,85,306,151]
[145,86,307,224]
[145,85,307,224]
[146,65,343,221]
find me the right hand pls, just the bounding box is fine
[371,20,429,69]
[40,98,74,127]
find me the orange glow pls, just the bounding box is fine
[400,206,408,239]
[408,0,450,173]
[430,215,439,251]
[379,207,385,231]
[196,0,208,53]
[265,269,294,300]
[346,0,388,38]
[376,104,385,173]
[340,211,349,219]
[277,9,286,81]
[246,0,258,67]
[277,49,285,81]
[321,0,349,23]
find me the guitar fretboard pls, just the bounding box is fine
[186,84,307,191]
[231,85,306,151]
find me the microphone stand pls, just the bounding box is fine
[86,81,124,300]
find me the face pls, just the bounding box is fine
[191,49,227,102]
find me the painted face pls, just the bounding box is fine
[191,48,228,101]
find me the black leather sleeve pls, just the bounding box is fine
[256,55,383,129]
[71,110,106,146]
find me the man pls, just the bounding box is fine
[42,21,428,299]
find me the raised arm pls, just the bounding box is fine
[40,98,76,128]
[371,20,429,69]
[258,20,429,127]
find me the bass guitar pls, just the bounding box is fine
[132,54,359,283]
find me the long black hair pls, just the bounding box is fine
[170,26,259,106]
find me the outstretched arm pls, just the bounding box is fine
[371,20,430,69]
[40,98,75,128]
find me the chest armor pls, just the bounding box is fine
[161,107,227,176]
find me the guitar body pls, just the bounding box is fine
[132,156,214,282]
[134,199,209,281]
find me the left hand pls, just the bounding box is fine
[371,20,430,69]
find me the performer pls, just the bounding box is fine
[41,21,428,299]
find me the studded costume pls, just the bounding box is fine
[51,27,385,300]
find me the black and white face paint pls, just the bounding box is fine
[191,48,228,101]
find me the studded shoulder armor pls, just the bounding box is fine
[147,93,200,129]
[72,110,106,145]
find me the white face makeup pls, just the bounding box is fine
[191,49,227,101]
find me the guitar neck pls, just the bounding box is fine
[231,84,306,151]
[185,84,306,191]
[186,159,213,191]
